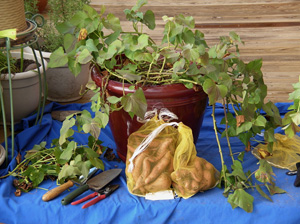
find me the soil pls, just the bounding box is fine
[15,59,39,72]
[2,59,39,73]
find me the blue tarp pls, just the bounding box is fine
[1,102,300,224]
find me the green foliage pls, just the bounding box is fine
[2,123,105,191]
[0,51,18,74]
[282,76,300,137]
[24,0,39,14]
[46,0,296,212]
[25,0,91,52]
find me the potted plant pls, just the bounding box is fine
[24,0,90,102]
[46,0,291,212]
[24,0,48,14]
[0,27,48,167]
[0,50,48,124]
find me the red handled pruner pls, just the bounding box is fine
[71,185,119,209]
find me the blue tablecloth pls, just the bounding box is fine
[1,102,300,224]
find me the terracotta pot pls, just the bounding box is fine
[91,65,208,162]
[37,0,48,13]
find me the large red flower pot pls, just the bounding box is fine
[91,65,208,162]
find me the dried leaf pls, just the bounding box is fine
[16,152,22,164]
[236,115,245,127]
[96,145,103,155]
[258,147,271,159]
[15,189,22,197]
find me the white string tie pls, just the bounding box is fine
[128,121,179,173]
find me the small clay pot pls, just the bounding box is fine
[37,0,48,13]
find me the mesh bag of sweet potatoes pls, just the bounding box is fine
[125,111,220,199]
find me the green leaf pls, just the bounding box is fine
[238,151,245,162]
[238,132,253,146]
[68,58,81,77]
[246,59,262,73]
[59,118,76,145]
[29,169,45,187]
[115,69,141,81]
[143,10,156,30]
[95,111,109,128]
[230,160,247,180]
[104,13,122,31]
[74,154,82,164]
[60,141,76,161]
[175,14,195,29]
[89,157,104,170]
[132,52,153,62]
[265,184,286,196]
[130,34,149,51]
[218,72,232,89]
[77,48,93,64]
[107,96,121,104]
[229,31,242,43]
[255,183,273,202]
[227,189,254,213]
[121,88,147,119]
[187,63,200,76]
[255,159,275,184]
[105,31,121,45]
[100,40,123,60]
[131,0,147,11]
[85,39,99,52]
[64,34,75,52]
[160,49,180,59]
[85,147,100,158]
[84,4,100,18]
[254,115,267,127]
[182,29,195,44]
[182,44,200,61]
[203,79,228,105]
[290,112,300,125]
[56,21,74,34]
[69,11,89,26]
[264,128,276,144]
[236,121,252,135]
[48,47,68,68]
[173,58,185,74]
[58,164,81,181]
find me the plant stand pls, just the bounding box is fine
[0,15,47,167]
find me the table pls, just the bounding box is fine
[1,102,300,224]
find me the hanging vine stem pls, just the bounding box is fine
[212,103,227,188]
[222,98,234,163]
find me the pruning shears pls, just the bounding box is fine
[71,184,119,209]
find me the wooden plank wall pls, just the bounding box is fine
[90,0,300,102]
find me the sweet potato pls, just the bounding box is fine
[144,172,172,192]
[144,151,173,185]
[132,157,152,191]
[171,156,219,198]
[131,153,147,182]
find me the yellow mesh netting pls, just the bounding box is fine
[171,123,220,199]
[253,133,300,171]
[125,115,219,198]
